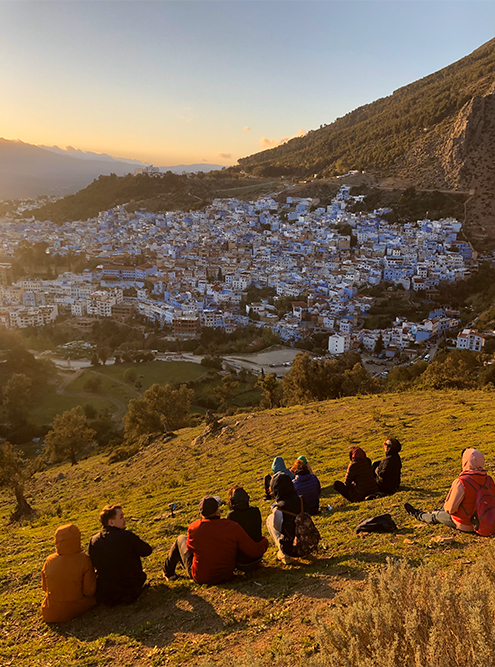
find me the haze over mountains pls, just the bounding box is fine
[0,139,223,199]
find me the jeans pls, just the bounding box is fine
[418,509,457,529]
[163,534,193,577]
[266,513,283,549]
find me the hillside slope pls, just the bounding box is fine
[2,390,495,666]
[238,37,495,243]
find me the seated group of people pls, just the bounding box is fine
[42,439,486,625]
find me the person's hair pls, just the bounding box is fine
[99,504,122,527]
[291,459,308,474]
[384,438,401,452]
[227,485,242,509]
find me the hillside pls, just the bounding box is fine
[2,390,495,666]
[27,172,280,223]
[238,37,495,244]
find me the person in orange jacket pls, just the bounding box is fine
[41,523,96,623]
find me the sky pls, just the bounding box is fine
[0,1,494,167]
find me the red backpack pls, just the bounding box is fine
[463,474,495,537]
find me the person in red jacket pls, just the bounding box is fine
[163,495,268,584]
[404,448,491,532]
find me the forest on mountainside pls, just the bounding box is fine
[237,38,495,177]
[26,171,270,223]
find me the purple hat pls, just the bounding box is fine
[199,495,220,517]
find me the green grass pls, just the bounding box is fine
[95,361,209,391]
[29,385,116,425]
[2,389,495,666]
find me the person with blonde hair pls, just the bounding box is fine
[41,524,96,623]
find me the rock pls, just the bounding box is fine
[93,475,102,483]
[55,473,65,481]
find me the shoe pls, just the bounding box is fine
[404,502,421,519]
[277,550,293,565]
[163,572,178,581]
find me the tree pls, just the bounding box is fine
[84,376,102,393]
[123,383,194,440]
[374,333,384,356]
[257,372,282,409]
[45,407,96,465]
[0,441,35,521]
[2,373,32,429]
[214,374,239,408]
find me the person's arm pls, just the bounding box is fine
[343,461,356,487]
[82,558,97,597]
[41,565,47,592]
[235,523,268,558]
[444,479,465,514]
[130,531,153,557]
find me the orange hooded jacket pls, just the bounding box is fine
[41,524,96,623]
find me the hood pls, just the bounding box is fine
[350,446,367,461]
[229,487,250,511]
[462,448,485,471]
[55,524,82,556]
[385,438,402,454]
[270,472,297,501]
[272,456,291,475]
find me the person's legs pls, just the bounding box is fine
[266,513,292,564]
[333,480,353,502]
[163,534,193,579]
[420,509,457,529]
[405,504,457,529]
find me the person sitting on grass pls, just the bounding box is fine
[41,523,96,623]
[163,495,268,584]
[372,437,402,495]
[263,456,294,500]
[88,504,152,606]
[405,448,492,532]
[266,472,310,565]
[291,458,321,515]
[333,446,379,502]
[226,485,264,571]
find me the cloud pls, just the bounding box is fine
[260,129,306,150]
[218,152,232,159]
[242,126,251,132]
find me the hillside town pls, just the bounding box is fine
[0,186,486,356]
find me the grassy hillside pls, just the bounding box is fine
[2,390,495,666]
[238,37,495,177]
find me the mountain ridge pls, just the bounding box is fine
[237,37,495,243]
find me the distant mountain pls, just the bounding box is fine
[238,37,495,244]
[37,145,224,174]
[0,139,224,200]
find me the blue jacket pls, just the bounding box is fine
[293,471,321,515]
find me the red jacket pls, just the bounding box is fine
[187,517,268,585]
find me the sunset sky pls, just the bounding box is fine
[0,1,494,167]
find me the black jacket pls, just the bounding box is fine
[88,527,152,605]
[375,451,402,494]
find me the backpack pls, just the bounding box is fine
[355,513,397,534]
[463,475,495,537]
[281,497,321,556]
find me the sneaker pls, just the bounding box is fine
[277,550,293,565]
[404,502,420,519]
[163,572,178,582]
